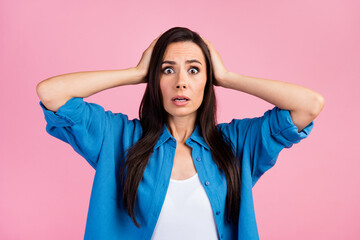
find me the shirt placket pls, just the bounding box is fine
[189,140,224,239]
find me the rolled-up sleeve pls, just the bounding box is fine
[39,97,113,169]
[218,106,314,186]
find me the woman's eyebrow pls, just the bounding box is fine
[161,59,202,65]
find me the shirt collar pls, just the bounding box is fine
[154,124,210,150]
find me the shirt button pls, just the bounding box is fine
[205,181,210,186]
[221,234,223,239]
[196,157,201,162]
[216,211,220,215]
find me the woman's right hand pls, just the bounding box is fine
[135,35,161,83]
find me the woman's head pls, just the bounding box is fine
[160,41,207,123]
[140,27,216,128]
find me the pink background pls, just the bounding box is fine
[1,0,359,239]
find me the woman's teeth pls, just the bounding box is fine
[174,98,187,102]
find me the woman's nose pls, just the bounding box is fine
[176,70,188,89]
[176,82,187,89]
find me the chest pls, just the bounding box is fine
[171,142,197,180]
[137,141,231,239]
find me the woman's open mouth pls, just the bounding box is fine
[171,96,190,106]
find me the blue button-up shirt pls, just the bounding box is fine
[39,97,314,239]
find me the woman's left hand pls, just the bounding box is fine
[202,37,229,87]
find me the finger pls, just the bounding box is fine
[201,36,212,46]
[202,37,216,55]
[150,33,162,46]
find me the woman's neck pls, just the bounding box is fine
[166,114,197,143]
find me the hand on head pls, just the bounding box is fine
[135,34,161,83]
[201,36,229,87]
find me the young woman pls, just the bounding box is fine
[37,27,324,240]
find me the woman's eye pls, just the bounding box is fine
[189,67,199,74]
[163,67,174,74]
[162,67,199,74]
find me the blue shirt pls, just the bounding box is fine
[39,97,314,240]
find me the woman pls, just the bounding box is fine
[37,27,324,240]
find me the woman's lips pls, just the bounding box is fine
[171,96,190,106]
[172,98,189,106]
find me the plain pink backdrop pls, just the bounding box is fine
[1,0,359,239]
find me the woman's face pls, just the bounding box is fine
[159,41,207,120]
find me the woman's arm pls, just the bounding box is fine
[36,36,159,113]
[203,38,325,132]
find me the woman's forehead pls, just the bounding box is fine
[162,41,205,64]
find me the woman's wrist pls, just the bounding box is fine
[132,66,147,84]
[125,67,146,85]
[215,71,233,89]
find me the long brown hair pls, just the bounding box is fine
[119,27,241,227]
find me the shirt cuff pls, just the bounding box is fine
[39,97,85,127]
[268,106,314,148]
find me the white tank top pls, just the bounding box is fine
[151,173,219,240]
